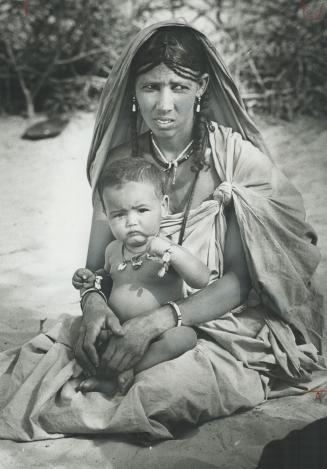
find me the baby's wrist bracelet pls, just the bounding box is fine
[165,301,182,327]
[157,246,173,278]
[80,275,107,311]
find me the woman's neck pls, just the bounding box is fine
[152,129,193,162]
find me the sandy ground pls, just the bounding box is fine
[0,112,326,468]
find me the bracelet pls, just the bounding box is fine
[157,246,173,278]
[166,301,182,327]
[80,287,107,311]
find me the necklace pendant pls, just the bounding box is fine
[117,262,127,271]
[172,165,177,185]
[131,258,143,270]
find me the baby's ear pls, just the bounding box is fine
[161,194,169,217]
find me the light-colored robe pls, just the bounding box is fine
[0,124,325,442]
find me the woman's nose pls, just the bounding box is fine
[156,88,174,112]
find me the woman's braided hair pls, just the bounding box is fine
[130,27,210,172]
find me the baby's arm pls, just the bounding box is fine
[148,236,210,289]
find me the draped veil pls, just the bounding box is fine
[86,20,269,189]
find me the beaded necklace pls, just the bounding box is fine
[150,132,194,184]
[117,244,149,271]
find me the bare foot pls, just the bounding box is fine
[77,377,117,395]
[117,369,135,394]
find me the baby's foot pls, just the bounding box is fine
[117,369,135,394]
[77,377,117,395]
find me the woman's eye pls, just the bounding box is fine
[138,208,149,213]
[142,84,157,90]
[173,84,188,91]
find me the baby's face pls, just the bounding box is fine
[103,181,168,250]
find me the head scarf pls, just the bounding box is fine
[87,20,269,189]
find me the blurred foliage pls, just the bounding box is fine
[220,0,327,119]
[0,0,326,118]
[0,0,138,116]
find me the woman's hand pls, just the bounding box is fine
[74,294,124,376]
[98,313,157,374]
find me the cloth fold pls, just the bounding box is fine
[86,20,269,190]
[208,123,325,355]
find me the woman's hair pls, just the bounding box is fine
[130,27,210,172]
[97,157,167,211]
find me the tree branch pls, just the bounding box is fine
[3,38,34,117]
[55,47,119,66]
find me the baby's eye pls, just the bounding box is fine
[138,208,149,213]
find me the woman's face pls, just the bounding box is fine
[135,63,208,141]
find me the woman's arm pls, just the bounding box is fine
[178,207,251,325]
[74,194,125,375]
[148,236,210,288]
[75,292,124,376]
[86,191,113,271]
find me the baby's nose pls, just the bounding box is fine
[126,212,137,226]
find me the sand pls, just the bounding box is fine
[0,112,326,468]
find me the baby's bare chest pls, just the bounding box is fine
[108,259,183,320]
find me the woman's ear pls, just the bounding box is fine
[161,195,169,217]
[198,73,209,96]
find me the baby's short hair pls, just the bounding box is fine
[97,157,167,208]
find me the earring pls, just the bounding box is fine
[132,96,137,113]
[195,96,201,113]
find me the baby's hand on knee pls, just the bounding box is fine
[72,268,96,290]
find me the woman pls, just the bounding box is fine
[0,20,325,442]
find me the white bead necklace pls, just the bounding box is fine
[150,133,194,184]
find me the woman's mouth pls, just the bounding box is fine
[153,118,175,129]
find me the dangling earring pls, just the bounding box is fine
[132,96,137,113]
[195,96,201,113]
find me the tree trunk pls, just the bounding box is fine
[22,85,35,119]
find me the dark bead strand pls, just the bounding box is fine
[191,92,210,173]
[130,107,139,158]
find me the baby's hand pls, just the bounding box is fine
[72,268,96,290]
[147,235,172,258]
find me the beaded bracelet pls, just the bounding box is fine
[157,246,173,278]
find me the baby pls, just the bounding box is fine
[73,157,210,394]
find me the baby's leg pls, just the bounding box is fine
[135,326,197,373]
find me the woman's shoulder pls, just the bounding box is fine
[208,121,275,181]
[210,121,271,161]
[209,121,245,146]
